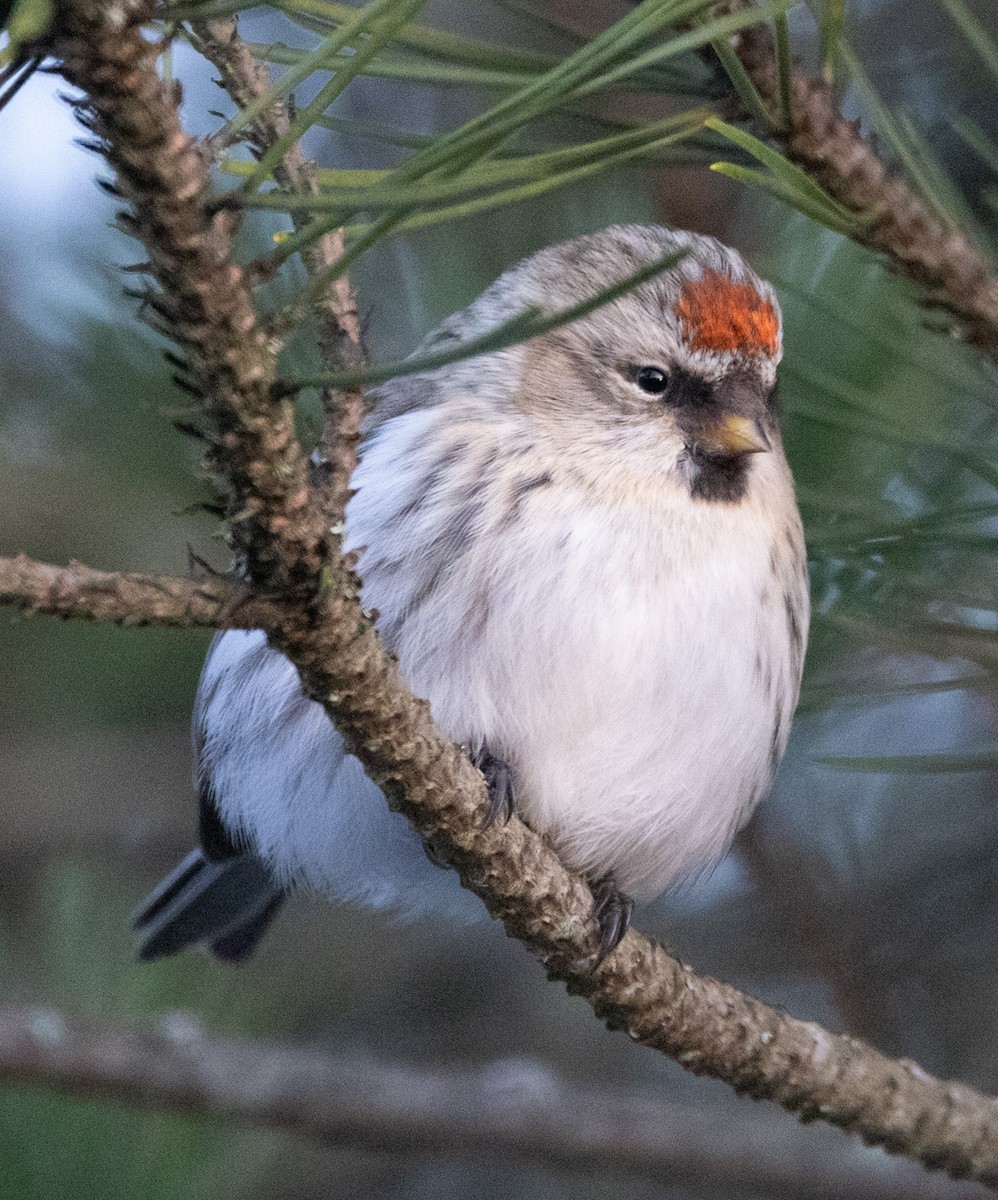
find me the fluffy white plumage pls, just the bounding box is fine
[194,224,809,926]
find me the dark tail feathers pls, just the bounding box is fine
[133,849,284,963]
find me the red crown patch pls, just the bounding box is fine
[675,268,779,358]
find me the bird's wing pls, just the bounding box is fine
[189,628,479,921]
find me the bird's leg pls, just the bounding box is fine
[421,838,449,870]
[470,745,516,827]
[588,874,634,968]
[308,447,332,485]
[427,746,513,864]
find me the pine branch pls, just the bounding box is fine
[0,1004,982,1199]
[39,0,998,1187]
[0,552,276,629]
[722,4,998,362]
[188,16,365,517]
[54,1,325,597]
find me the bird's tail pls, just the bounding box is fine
[133,848,284,963]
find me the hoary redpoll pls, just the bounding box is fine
[135,224,809,965]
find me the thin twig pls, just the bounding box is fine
[190,16,365,516]
[0,1005,983,1199]
[42,1,998,1188]
[0,553,276,629]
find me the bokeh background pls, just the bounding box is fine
[1,0,997,1196]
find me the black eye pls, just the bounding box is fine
[634,366,669,395]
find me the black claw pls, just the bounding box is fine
[588,875,634,969]
[472,746,515,827]
[422,838,449,870]
[484,759,514,827]
[309,449,333,488]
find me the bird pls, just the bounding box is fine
[134,223,809,966]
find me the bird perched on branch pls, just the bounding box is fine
[135,224,809,966]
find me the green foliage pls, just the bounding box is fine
[187,0,792,293]
[0,0,52,57]
[290,246,689,389]
[767,215,998,731]
[234,0,428,189]
[818,0,846,83]
[836,40,995,258]
[172,0,996,364]
[706,117,869,236]
[695,11,777,129]
[935,0,998,82]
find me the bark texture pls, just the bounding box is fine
[189,16,366,516]
[53,0,327,595]
[0,553,275,629]
[728,14,998,362]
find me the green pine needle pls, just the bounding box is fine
[835,42,991,253]
[953,115,998,178]
[287,248,689,390]
[233,109,708,212]
[935,0,998,82]
[227,0,415,139]
[773,12,794,128]
[699,20,777,129]
[706,117,869,237]
[819,0,845,84]
[820,750,998,773]
[242,0,427,191]
[277,0,564,74]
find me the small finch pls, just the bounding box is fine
[135,224,809,965]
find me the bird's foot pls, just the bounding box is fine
[422,837,449,870]
[588,874,634,969]
[471,745,515,827]
[308,448,332,487]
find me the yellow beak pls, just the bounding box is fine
[700,414,770,457]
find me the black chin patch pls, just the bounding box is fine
[687,451,751,502]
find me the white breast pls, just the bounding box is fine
[203,401,806,915]
[348,407,808,901]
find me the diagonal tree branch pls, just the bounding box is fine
[55,4,326,598]
[0,1004,983,1200]
[37,0,998,1188]
[0,553,277,629]
[721,5,998,362]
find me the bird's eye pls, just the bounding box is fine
[634,366,669,395]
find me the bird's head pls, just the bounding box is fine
[505,225,785,504]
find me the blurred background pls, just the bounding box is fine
[1,0,997,1196]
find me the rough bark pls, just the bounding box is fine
[726,11,998,362]
[189,16,366,516]
[53,1,327,596]
[0,552,275,629]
